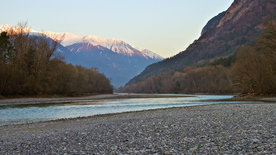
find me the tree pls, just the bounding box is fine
[0,23,113,96]
[0,32,14,64]
[232,20,276,95]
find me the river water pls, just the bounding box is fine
[0,94,246,126]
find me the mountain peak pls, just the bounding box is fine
[0,24,34,34]
[0,24,163,60]
[127,0,276,84]
[140,49,163,60]
[0,24,11,30]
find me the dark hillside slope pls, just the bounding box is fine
[201,11,226,35]
[128,0,276,84]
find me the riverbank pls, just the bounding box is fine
[1,93,275,105]
[0,93,190,105]
[0,103,275,154]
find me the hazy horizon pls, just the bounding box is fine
[1,0,233,58]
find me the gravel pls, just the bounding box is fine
[0,103,275,154]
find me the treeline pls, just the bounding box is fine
[232,20,276,95]
[0,25,113,97]
[119,20,276,95]
[119,64,234,94]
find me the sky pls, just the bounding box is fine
[1,0,234,58]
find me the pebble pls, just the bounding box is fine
[0,103,275,154]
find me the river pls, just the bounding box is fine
[0,94,247,126]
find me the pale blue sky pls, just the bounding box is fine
[1,0,233,58]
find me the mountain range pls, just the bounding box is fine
[127,0,276,85]
[0,25,163,87]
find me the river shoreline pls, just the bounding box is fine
[0,93,192,105]
[1,93,275,105]
[0,102,275,154]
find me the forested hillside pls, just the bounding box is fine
[119,20,276,95]
[0,25,113,97]
[128,0,276,84]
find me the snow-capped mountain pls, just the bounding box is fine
[45,32,163,59]
[0,24,35,34]
[0,24,162,60]
[0,24,13,31]
[64,42,161,87]
[0,24,163,87]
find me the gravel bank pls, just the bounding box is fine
[0,103,275,154]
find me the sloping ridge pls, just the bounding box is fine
[128,0,276,84]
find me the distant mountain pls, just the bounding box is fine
[0,25,163,87]
[59,42,161,87]
[128,0,276,84]
[40,31,163,60]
